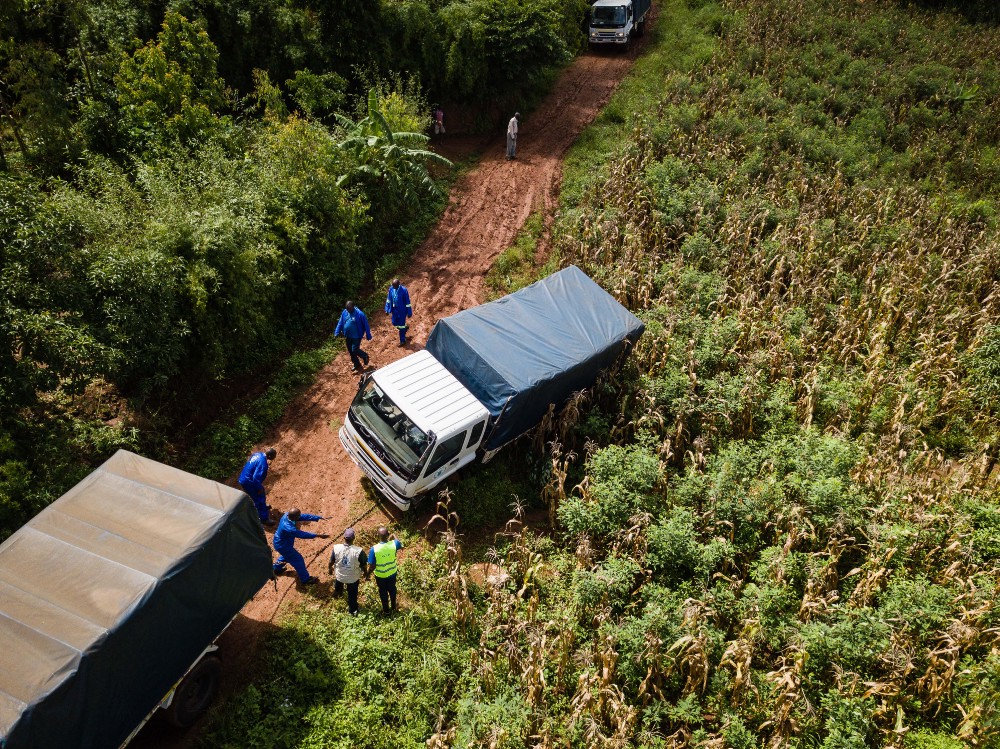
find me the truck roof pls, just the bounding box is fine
[0,450,273,749]
[373,350,490,438]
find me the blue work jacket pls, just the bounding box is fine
[238,451,269,493]
[384,285,413,325]
[334,308,372,340]
[273,512,322,552]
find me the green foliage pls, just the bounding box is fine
[454,687,530,749]
[286,69,347,118]
[963,325,1000,417]
[113,12,228,155]
[478,0,571,89]
[558,444,661,537]
[905,731,967,749]
[485,211,551,299]
[819,691,876,749]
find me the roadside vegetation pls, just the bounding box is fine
[0,0,589,538]
[201,0,1000,747]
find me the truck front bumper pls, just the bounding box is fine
[339,425,413,511]
[589,32,628,44]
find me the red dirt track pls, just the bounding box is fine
[133,44,641,747]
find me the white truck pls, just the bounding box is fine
[588,0,652,48]
[0,450,274,748]
[339,266,645,510]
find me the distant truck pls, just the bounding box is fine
[339,266,644,511]
[0,450,274,749]
[588,0,652,48]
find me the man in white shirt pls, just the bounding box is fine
[507,112,520,160]
[328,527,368,615]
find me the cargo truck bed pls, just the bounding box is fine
[425,265,644,450]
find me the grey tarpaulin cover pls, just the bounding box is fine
[425,265,644,450]
[0,450,273,749]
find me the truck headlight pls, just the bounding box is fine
[616,31,624,37]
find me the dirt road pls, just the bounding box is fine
[134,44,641,747]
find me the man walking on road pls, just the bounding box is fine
[506,112,520,160]
[328,527,368,615]
[384,278,413,346]
[334,300,372,373]
[367,526,403,614]
[239,447,276,526]
[273,508,328,585]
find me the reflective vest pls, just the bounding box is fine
[373,541,399,578]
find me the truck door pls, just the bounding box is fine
[422,431,468,482]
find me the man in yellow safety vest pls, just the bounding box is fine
[366,526,403,614]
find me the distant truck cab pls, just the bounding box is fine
[588,0,652,48]
[340,266,645,511]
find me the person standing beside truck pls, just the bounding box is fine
[238,447,277,526]
[273,508,328,585]
[334,300,372,373]
[328,527,368,615]
[366,526,403,614]
[384,278,413,346]
[506,112,520,160]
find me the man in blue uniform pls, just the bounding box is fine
[238,447,276,525]
[384,278,413,346]
[334,300,372,373]
[273,508,328,585]
[366,526,403,614]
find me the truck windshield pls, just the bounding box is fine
[591,5,627,26]
[349,379,430,476]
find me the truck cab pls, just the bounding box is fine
[588,0,649,47]
[339,350,490,511]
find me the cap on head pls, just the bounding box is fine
[344,528,355,541]
[288,508,302,521]
[265,447,276,460]
[515,112,521,119]
[378,526,389,540]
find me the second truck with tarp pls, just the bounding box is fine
[339,265,645,510]
[0,450,274,749]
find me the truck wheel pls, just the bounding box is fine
[166,655,222,728]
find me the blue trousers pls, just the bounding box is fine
[274,547,310,582]
[390,311,409,344]
[346,337,369,370]
[241,483,270,523]
[506,134,517,159]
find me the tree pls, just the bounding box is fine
[113,12,228,155]
[335,88,452,203]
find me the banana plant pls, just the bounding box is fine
[335,88,452,201]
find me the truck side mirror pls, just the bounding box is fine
[418,430,437,466]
